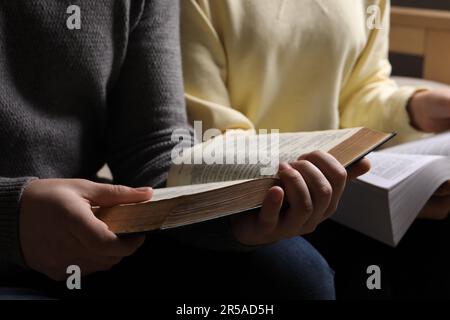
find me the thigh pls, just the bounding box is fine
[306,218,450,299]
[62,235,335,300]
[390,217,450,299]
[305,220,397,299]
[241,237,336,300]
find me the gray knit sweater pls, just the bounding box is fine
[0,0,193,267]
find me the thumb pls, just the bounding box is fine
[347,158,371,180]
[85,183,153,207]
[258,186,284,233]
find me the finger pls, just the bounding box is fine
[81,256,123,274]
[60,259,113,279]
[277,162,314,235]
[428,90,450,118]
[298,151,347,218]
[77,254,124,270]
[69,204,146,257]
[258,186,284,235]
[418,196,450,220]
[346,158,371,180]
[290,160,332,232]
[82,182,153,207]
[45,257,113,281]
[434,180,450,197]
[66,256,123,278]
[428,118,450,133]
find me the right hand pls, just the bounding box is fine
[407,89,450,133]
[19,179,152,281]
[230,151,371,246]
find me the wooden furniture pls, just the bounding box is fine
[390,6,450,85]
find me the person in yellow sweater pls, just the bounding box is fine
[181,0,450,298]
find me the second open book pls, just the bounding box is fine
[95,127,392,234]
[333,131,450,246]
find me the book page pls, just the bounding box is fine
[277,128,362,161]
[383,131,450,156]
[357,152,442,189]
[168,128,361,186]
[151,180,253,202]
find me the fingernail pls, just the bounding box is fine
[136,187,152,193]
[278,162,290,172]
[271,187,283,204]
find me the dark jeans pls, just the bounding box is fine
[0,235,336,300]
[305,217,450,299]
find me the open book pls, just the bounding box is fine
[333,131,450,247]
[95,127,393,234]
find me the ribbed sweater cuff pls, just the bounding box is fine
[0,177,37,267]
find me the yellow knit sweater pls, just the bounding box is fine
[181,0,425,143]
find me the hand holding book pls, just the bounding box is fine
[19,179,150,280]
[230,151,370,246]
[407,89,450,133]
[96,127,389,234]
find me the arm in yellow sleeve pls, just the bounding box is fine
[339,0,426,144]
[181,0,254,133]
[169,1,258,252]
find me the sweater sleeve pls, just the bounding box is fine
[106,0,193,188]
[181,0,254,133]
[0,177,36,266]
[339,0,427,145]
[106,0,254,251]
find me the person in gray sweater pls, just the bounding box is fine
[0,0,193,269]
[0,0,371,299]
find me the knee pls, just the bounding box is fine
[297,240,336,300]
[262,237,336,300]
